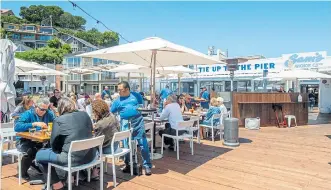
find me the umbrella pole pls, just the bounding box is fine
[151,50,156,108]
[178,75,181,95]
[30,73,33,94]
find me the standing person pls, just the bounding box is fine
[308,91,315,111]
[49,89,61,108]
[210,87,217,99]
[102,86,111,100]
[111,81,152,175]
[200,87,210,109]
[35,97,95,190]
[278,86,286,93]
[14,98,56,179]
[159,85,172,111]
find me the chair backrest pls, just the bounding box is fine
[211,114,222,126]
[0,123,16,140]
[190,116,200,122]
[177,120,195,132]
[112,130,131,143]
[144,122,154,131]
[69,135,105,153]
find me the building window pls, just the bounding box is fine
[22,34,35,40]
[7,25,15,29]
[26,26,35,31]
[12,33,20,39]
[73,40,78,45]
[39,35,52,41]
[92,85,99,94]
[40,28,53,34]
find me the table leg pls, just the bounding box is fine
[151,117,163,160]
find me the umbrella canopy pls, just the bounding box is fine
[0,39,17,113]
[266,69,331,80]
[65,68,98,75]
[14,58,51,72]
[16,69,67,76]
[78,37,223,67]
[115,72,163,78]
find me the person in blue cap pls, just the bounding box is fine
[159,84,172,111]
[111,81,152,175]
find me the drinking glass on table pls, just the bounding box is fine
[48,122,53,132]
[29,128,36,136]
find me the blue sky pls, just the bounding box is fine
[2,1,331,58]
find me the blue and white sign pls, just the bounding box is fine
[283,51,327,69]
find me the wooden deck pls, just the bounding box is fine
[2,122,331,190]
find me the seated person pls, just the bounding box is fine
[158,95,185,150]
[11,95,34,120]
[35,97,95,190]
[104,94,112,107]
[217,97,228,115]
[201,98,221,126]
[14,98,55,179]
[92,100,120,154]
[178,94,188,113]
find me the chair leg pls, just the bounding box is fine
[151,136,154,160]
[87,168,91,182]
[12,155,15,164]
[75,171,79,186]
[191,137,194,155]
[112,157,116,187]
[18,155,22,185]
[294,117,297,127]
[130,149,133,176]
[47,164,51,190]
[68,171,72,190]
[212,128,214,142]
[161,135,164,155]
[174,140,176,151]
[176,139,179,160]
[287,117,291,128]
[134,141,138,164]
[105,158,108,173]
[100,162,104,190]
[198,125,201,144]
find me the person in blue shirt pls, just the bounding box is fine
[14,97,56,179]
[131,91,144,105]
[101,86,112,100]
[159,85,172,112]
[111,81,152,175]
[200,87,210,109]
[201,98,221,126]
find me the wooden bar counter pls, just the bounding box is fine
[232,92,309,127]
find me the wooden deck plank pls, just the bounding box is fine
[1,124,331,190]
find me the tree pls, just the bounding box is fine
[57,12,86,29]
[47,37,62,49]
[0,28,6,39]
[101,31,119,47]
[0,15,28,24]
[20,5,64,25]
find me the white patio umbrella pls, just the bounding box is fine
[14,58,51,72]
[266,69,331,92]
[78,37,222,106]
[64,68,98,93]
[0,39,17,114]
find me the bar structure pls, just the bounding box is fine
[232,92,309,126]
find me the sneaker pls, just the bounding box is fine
[144,167,152,176]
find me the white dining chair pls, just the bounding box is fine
[0,123,25,185]
[200,113,226,142]
[161,120,195,160]
[102,130,133,187]
[46,135,105,190]
[189,116,201,144]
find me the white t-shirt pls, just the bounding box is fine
[159,103,183,129]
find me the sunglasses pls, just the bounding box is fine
[38,107,48,111]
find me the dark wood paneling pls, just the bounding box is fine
[233,93,308,127]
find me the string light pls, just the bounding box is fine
[67,0,165,67]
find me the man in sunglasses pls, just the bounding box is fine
[14,98,56,180]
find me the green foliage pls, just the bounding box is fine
[0,28,6,39]
[74,28,119,47]
[20,5,64,25]
[19,5,85,29]
[1,15,28,24]
[15,37,71,64]
[47,37,62,48]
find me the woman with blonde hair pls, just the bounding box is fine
[11,95,34,119]
[201,97,221,126]
[217,97,228,115]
